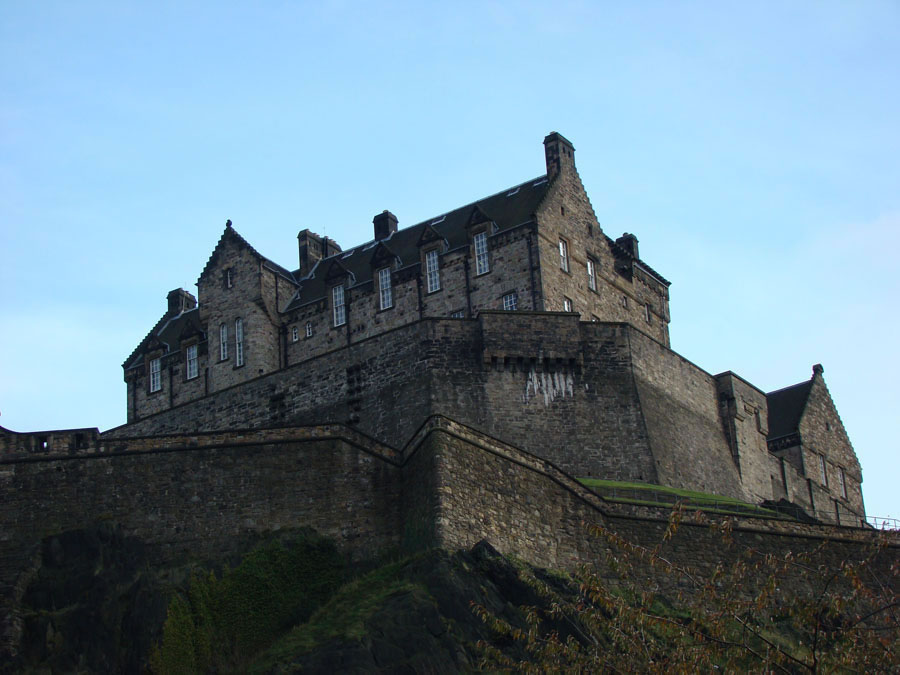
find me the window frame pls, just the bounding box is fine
[818,454,827,486]
[378,267,393,310]
[559,238,569,273]
[502,291,518,311]
[149,357,162,393]
[305,321,312,338]
[563,297,573,313]
[587,257,597,291]
[185,344,198,380]
[644,303,652,324]
[235,318,244,367]
[473,231,489,276]
[219,323,228,360]
[425,249,440,293]
[332,285,346,327]
[291,326,299,342]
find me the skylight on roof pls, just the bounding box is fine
[431,215,446,225]
[506,187,520,196]
[533,178,548,187]
[341,250,354,259]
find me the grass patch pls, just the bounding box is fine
[579,478,782,517]
[248,553,427,673]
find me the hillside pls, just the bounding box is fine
[10,519,897,673]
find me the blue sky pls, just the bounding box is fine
[1,2,897,519]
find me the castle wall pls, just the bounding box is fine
[627,329,747,499]
[0,429,405,657]
[425,421,894,582]
[113,314,760,494]
[714,372,773,503]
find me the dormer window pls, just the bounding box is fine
[474,231,489,275]
[378,267,393,310]
[149,357,161,392]
[425,250,440,293]
[333,285,346,326]
[185,344,198,379]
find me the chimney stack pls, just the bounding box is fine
[543,132,576,181]
[167,288,197,316]
[297,229,342,278]
[373,210,398,240]
[616,233,639,260]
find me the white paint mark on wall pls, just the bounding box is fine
[524,367,575,406]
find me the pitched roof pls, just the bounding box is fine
[766,379,814,440]
[285,175,551,310]
[122,308,204,370]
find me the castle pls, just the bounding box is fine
[0,132,882,663]
[110,132,863,525]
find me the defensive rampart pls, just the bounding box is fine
[3,416,894,661]
[109,312,763,500]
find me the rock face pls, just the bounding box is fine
[7,527,576,674]
[267,540,578,673]
[14,524,169,673]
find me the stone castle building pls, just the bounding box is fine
[114,132,863,525]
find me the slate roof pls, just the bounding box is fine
[285,175,552,310]
[122,308,204,370]
[766,379,814,440]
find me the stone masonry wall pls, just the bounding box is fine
[628,328,747,500]
[714,372,773,503]
[799,372,865,516]
[534,143,671,346]
[426,422,896,584]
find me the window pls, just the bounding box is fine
[186,344,198,379]
[818,454,827,485]
[235,318,244,367]
[149,358,161,392]
[503,291,518,311]
[305,321,312,338]
[621,295,628,309]
[220,324,228,360]
[450,309,465,318]
[559,238,569,272]
[378,267,392,310]
[291,326,299,342]
[474,231,489,275]
[587,258,597,291]
[644,303,652,323]
[425,250,440,293]
[563,297,573,312]
[226,269,233,288]
[838,467,847,499]
[332,285,346,326]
